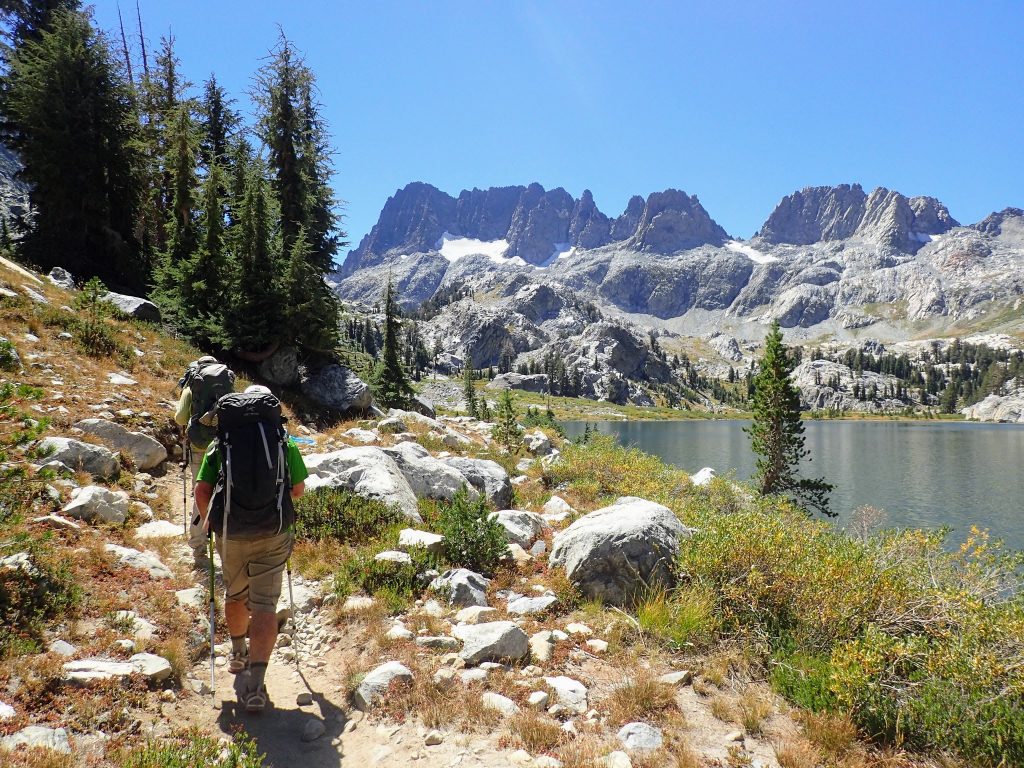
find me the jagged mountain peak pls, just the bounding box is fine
[756,183,958,252]
[343,182,732,273]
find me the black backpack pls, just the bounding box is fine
[207,391,294,539]
[181,358,235,449]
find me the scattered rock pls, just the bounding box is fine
[102,291,161,322]
[74,418,166,470]
[104,544,173,579]
[0,701,14,721]
[39,437,119,479]
[489,509,545,548]
[301,717,326,742]
[453,621,530,664]
[175,587,204,611]
[386,624,414,641]
[62,485,129,524]
[481,691,520,716]
[603,751,633,768]
[63,653,171,684]
[506,594,558,615]
[134,520,182,539]
[550,497,694,605]
[454,605,498,624]
[528,690,550,710]
[424,729,443,746]
[47,267,75,290]
[535,757,564,768]
[724,730,745,742]
[617,722,663,751]
[341,427,379,444]
[49,640,77,657]
[524,430,552,456]
[30,514,81,531]
[430,568,489,607]
[530,631,555,663]
[544,676,588,714]
[565,623,593,636]
[107,372,138,386]
[377,416,407,434]
[303,446,421,521]
[443,457,513,508]
[659,670,693,686]
[397,528,445,554]
[0,726,71,754]
[300,364,372,414]
[112,610,158,641]
[690,467,716,487]
[374,550,413,565]
[542,495,574,522]
[586,639,609,654]
[354,661,414,710]
[416,636,461,651]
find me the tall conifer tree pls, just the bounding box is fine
[1,8,143,288]
[746,320,833,516]
[371,278,413,408]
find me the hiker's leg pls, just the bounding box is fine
[225,598,250,638]
[244,532,294,692]
[187,449,207,558]
[215,535,251,660]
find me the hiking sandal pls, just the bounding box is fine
[228,651,249,674]
[243,684,267,713]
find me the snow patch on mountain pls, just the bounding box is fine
[437,233,526,265]
[725,240,778,264]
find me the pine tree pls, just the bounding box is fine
[176,163,228,348]
[222,164,285,354]
[463,355,478,418]
[0,0,79,47]
[745,321,833,516]
[283,226,340,353]
[371,279,413,409]
[492,389,523,454]
[1,9,143,288]
[198,74,241,173]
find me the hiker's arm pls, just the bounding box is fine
[174,388,192,427]
[290,480,305,499]
[194,480,213,529]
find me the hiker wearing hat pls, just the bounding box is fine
[193,384,309,713]
[174,356,236,568]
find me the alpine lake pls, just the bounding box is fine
[560,419,1024,552]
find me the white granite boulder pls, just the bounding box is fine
[303,446,421,521]
[74,418,166,470]
[550,497,693,605]
[453,621,529,665]
[430,568,489,607]
[443,457,513,508]
[489,509,545,548]
[39,437,119,479]
[62,485,129,524]
[383,442,480,502]
[353,661,414,710]
[104,544,172,579]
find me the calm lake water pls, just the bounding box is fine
[560,420,1024,552]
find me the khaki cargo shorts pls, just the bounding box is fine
[215,531,293,614]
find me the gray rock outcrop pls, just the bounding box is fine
[303,447,421,521]
[74,418,166,470]
[39,437,120,479]
[442,456,511,508]
[47,267,75,290]
[300,364,372,413]
[430,568,489,607]
[487,372,549,393]
[962,392,1024,423]
[101,291,161,322]
[383,442,480,502]
[258,346,300,387]
[550,497,694,604]
[489,510,545,548]
[62,485,129,524]
[353,661,414,710]
[452,621,529,664]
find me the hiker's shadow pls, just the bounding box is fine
[215,670,346,767]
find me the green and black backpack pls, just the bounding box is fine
[207,391,294,540]
[180,357,235,449]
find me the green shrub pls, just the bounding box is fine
[0,337,18,370]
[522,405,564,436]
[0,531,81,657]
[294,487,405,545]
[119,729,265,767]
[769,650,838,712]
[332,543,438,613]
[437,486,508,576]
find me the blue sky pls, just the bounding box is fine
[92,1,1023,251]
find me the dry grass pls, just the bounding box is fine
[799,709,858,758]
[709,694,735,722]
[699,647,750,687]
[604,670,679,725]
[737,689,773,734]
[774,737,823,768]
[503,710,564,753]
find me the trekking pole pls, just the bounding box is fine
[286,560,300,673]
[181,432,189,536]
[208,531,217,706]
